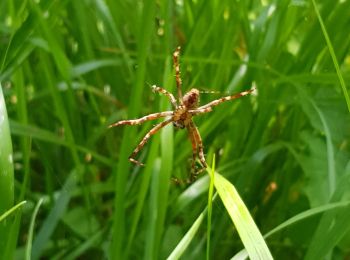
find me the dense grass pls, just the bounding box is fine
[1,0,350,259]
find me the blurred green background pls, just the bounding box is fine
[1,0,350,259]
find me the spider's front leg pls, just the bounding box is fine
[108,111,173,127]
[173,46,184,103]
[191,87,256,113]
[128,118,173,166]
[151,85,177,108]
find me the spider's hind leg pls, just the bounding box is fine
[191,122,208,178]
[188,127,198,182]
[189,161,207,182]
[187,121,208,182]
[171,160,206,185]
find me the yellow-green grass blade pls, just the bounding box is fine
[214,172,273,260]
[0,200,26,223]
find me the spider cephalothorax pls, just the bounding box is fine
[109,46,255,181]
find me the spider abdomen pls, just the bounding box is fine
[183,88,200,109]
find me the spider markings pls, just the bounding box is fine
[109,46,255,181]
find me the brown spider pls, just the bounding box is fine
[109,47,255,181]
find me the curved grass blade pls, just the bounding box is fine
[233,200,350,259]
[26,198,44,260]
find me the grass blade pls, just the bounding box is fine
[167,208,206,260]
[26,198,44,260]
[234,200,350,259]
[207,156,215,260]
[311,0,350,112]
[31,170,79,260]
[214,172,273,260]
[0,84,15,258]
[0,201,26,223]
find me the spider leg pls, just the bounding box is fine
[108,111,173,128]
[192,87,255,112]
[171,120,204,184]
[189,121,208,180]
[189,107,212,116]
[151,85,177,108]
[129,118,173,166]
[171,127,197,185]
[187,124,198,181]
[173,46,183,104]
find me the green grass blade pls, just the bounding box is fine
[167,209,206,260]
[71,59,122,78]
[26,198,43,260]
[214,172,273,260]
[10,121,112,166]
[297,87,336,200]
[266,200,350,239]
[311,0,350,112]
[110,0,156,258]
[0,0,55,71]
[30,1,71,81]
[0,84,15,258]
[148,56,174,260]
[31,170,79,260]
[234,200,350,259]
[64,229,105,260]
[207,156,215,260]
[145,158,162,260]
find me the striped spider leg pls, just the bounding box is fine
[187,120,207,181]
[108,111,173,166]
[151,85,177,108]
[188,87,256,115]
[128,118,173,166]
[173,46,184,104]
[109,46,255,182]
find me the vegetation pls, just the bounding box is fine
[0,0,349,259]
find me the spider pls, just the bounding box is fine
[109,46,255,181]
